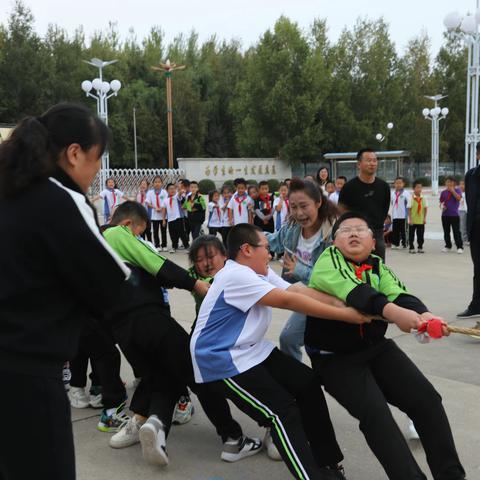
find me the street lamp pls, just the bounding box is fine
[151,59,186,169]
[423,95,449,195]
[444,3,480,171]
[81,58,122,188]
[375,122,394,143]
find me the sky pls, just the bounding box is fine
[0,0,478,56]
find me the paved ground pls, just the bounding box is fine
[74,197,480,480]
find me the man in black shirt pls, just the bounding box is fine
[458,143,480,324]
[338,149,391,260]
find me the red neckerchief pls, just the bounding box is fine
[352,263,373,280]
[155,190,161,208]
[169,195,174,208]
[394,190,402,207]
[413,195,422,214]
[108,188,117,207]
[213,202,220,219]
[259,194,271,213]
[139,192,145,205]
[284,198,290,212]
[235,194,246,215]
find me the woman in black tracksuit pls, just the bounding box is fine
[0,103,130,480]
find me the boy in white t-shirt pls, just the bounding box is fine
[219,185,233,244]
[191,223,370,480]
[146,176,168,251]
[161,183,189,253]
[227,178,253,225]
[328,177,347,206]
[390,177,410,249]
[273,183,290,231]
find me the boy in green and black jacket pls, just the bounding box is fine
[305,212,465,480]
[183,181,207,241]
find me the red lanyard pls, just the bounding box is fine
[394,191,401,207]
[109,189,116,207]
[214,203,220,219]
[235,194,246,215]
[155,192,161,208]
[414,196,422,214]
[169,196,174,208]
[285,198,289,212]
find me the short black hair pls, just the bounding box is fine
[189,235,226,265]
[445,176,456,183]
[190,180,198,186]
[332,211,372,238]
[356,148,376,162]
[337,176,347,182]
[110,201,149,226]
[325,180,335,187]
[395,176,405,182]
[227,223,263,260]
[166,182,175,190]
[412,179,423,188]
[258,180,269,188]
[208,189,219,201]
[234,177,247,187]
[221,184,232,194]
[181,179,190,187]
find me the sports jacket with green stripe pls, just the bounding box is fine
[102,226,197,319]
[305,246,428,353]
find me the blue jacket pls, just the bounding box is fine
[266,220,334,284]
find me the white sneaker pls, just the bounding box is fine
[441,247,451,253]
[161,247,168,252]
[89,393,103,409]
[139,416,169,466]
[168,248,175,253]
[69,387,90,409]
[391,245,399,250]
[172,395,194,425]
[406,419,420,440]
[110,416,143,448]
[221,435,263,463]
[457,248,464,254]
[264,429,282,461]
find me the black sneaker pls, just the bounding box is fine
[318,464,347,479]
[456,309,480,319]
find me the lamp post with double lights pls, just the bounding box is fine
[375,122,394,144]
[81,58,122,188]
[423,95,449,195]
[444,5,480,171]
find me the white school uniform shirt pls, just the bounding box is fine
[329,190,340,205]
[273,196,289,230]
[459,192,468,212]
[208,201,223,228]
[136,190,149,209]
[190,261,290,383]
[219,196,231,227]
[227,193,253,225]
[162,194,182,222]
[146,188,168,221]
[100,188,124,214]
[390,189,410,220]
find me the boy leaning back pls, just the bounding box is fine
[305,211,466,480]
[191,223,374,480]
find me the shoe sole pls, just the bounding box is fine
[139,424,168,466]
[70,401,90,409]
[110,437,140,449]
[456,313,480,319]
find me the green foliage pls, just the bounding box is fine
[246,179,258,186]
[198,178,216,194]
[267,179,280,192]
[222,180,235,189]
[0,2,470,173]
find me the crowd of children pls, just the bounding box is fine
[94,172,471,259]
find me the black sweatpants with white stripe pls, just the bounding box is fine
[209,348,343,480]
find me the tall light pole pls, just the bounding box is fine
[444,4,480,171]
[151,59,185,169]
[423,95,449,195]
[133,106,138,169]
[81,58,121,188]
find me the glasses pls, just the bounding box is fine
[335,225,372,238]
[239,242,270,252]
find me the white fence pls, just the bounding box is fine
[89,168,185,197]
